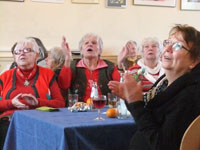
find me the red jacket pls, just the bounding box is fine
[0,66,65,118]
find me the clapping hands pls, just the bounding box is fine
[108,73,143,103]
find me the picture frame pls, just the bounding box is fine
[106,0,127,8]
[72,0,99,4]
[0,0,24,1]
[181,0,200,10]
[32,0,64,3]
[133,0,176,7]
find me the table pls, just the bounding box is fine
[4,107,136,150]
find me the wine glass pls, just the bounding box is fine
[92,95,107,121]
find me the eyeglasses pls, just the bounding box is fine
[13,48,34,55]
[163,40,190,52]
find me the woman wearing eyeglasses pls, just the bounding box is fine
[0,38,65,149]
[108,24,200,150]
[0,37,48,75]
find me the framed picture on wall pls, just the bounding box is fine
[134,0,176,7]
[106,0,127,8]
[0,0,24,1]
[32,0,64,3]
[72,0,99,3]
[181,0,200,10]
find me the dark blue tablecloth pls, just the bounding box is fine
[4,107,136,150]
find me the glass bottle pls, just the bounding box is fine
[90,81,98,111]
[117,73,130,119]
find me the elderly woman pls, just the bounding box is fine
[128,37,165,92]
[58,33,120,102]
[45,47,67,101]
[45,46,66,76]
[0,37,48,74]
[108,24,200,150]
[0,38,65,149]
[117,40,141,71]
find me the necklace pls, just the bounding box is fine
[24,79,30,86]
[17,66,37,87]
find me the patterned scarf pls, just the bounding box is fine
[143,75,168,105]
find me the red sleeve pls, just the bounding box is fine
[0,99,14,112]
[0,84,15,112]
[112,66,120,81]
[57,66,72,90]
[37,79,65,108]
[128,64,141,71]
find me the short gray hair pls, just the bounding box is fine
[27,37,48,63]
[126,40,138,48]
[140,37,162,53]
[14,37,39,54]
[78,33,103,52]
[49,47,66,70]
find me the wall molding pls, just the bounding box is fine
[0,51,117,72]
[0,51,14,73]
[0,51,13,58]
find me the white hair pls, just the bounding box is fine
[78,33,103,52]
[49,46,66,67]
[140,37,163,54]
[126,40,138,48]
[14,38,39,53]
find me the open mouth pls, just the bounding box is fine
[87,48,93,52]
[163,55,172,61]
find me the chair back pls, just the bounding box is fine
[180,115,200,150]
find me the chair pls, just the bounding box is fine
[180,115,200,150]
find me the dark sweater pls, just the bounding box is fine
[127,64,200,150]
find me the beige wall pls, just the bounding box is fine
[0,0,200,57]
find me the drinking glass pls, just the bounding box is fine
[107,93,118,108]
[68,94,78,107]
[93,95,107,121]
[117,99,128,119]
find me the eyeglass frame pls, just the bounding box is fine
[163,39,190,52]
[13,48,35,55]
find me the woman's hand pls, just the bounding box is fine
[21,94,38,106]
[61,36,70,52]
[108,73,143,103]
[117,46,129,69]
[123,74,143,103]
[108,81,125,99]
[61,36,72,67]
[12,94,29,109]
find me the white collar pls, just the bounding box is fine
[137,59,165,83]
